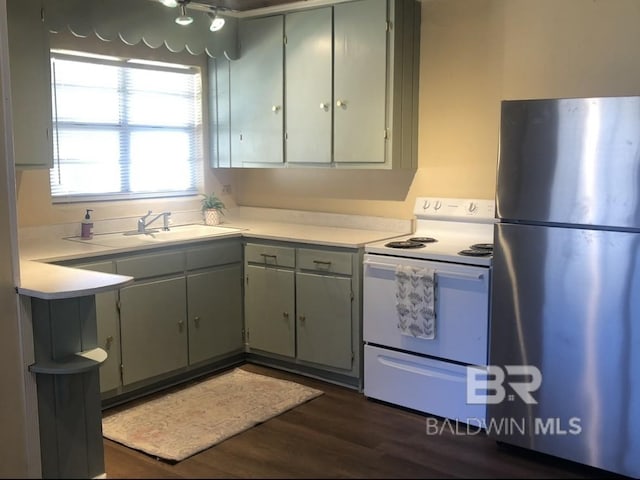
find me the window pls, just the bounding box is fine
[49,51,202,202]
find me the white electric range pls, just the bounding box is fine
[362,197,495,426]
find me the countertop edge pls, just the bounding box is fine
[18,261,133,300]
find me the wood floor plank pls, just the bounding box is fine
[103,364,621,479]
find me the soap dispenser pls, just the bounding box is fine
[81,209,94,239]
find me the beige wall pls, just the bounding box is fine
[17,0,640,226]
[233,0,640,219]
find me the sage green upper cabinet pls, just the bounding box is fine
[334,0,386,165]
[285,8,332,164]
[7,0,54,169]
[230,15,284,166]
[213,0,419,169]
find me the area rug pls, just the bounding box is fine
[102,368,323,462]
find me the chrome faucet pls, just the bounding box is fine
[137,210,171,233]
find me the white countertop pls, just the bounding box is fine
[18,208,410,300]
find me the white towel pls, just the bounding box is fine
[395,265,436,340]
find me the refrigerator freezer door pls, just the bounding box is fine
[489,223,640,478]
[497,96,640,229]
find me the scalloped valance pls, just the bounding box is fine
[44,0,238,59]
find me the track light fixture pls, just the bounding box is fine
[175,1,193,25]
[209,9,226,32]
[158,0,226,31]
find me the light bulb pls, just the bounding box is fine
[159,0,178,7]
[210,15,225,32]
[175,5,193,25]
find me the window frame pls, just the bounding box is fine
[49,50,205,204]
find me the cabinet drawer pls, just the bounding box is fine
[116,250,184,279]
[297,248,352,275]
[245,244,295,268]
[186,241,241,270]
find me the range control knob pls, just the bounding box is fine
[422,200,431,210]
[433,200,442,211]
[467,202,477,213]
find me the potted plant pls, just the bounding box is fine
[201,193,226,226]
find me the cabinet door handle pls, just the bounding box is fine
[194,316,200,327]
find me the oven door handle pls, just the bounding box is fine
[363,260,485,281]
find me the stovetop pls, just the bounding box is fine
[364,197,496,266]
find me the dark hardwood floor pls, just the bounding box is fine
[103,364,618,479]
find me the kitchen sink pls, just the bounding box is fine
[66,224,244,248]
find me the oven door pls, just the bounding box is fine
[363,253,490,366]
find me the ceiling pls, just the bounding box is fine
[190,0,304,12]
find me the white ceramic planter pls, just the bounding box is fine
[204,209,222,226]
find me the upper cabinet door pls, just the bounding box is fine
[230,15,284,166]
[7,0,54,169]
[334,0,387,165]
[285,8,332,164]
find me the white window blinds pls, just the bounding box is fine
[49,52,202,202]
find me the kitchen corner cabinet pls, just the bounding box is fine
[229,15,284,166]
[7,0,54,169]
[244,242,361,384]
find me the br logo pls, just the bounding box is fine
[466,365,542,405]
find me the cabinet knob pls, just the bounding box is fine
[105,336,114,350]
[178,320,185,332]
[272,105,281,113]
[336,100,347,108]
[194,316,200,327]
[283,312,289,319]
[299,315,306,323]
[320,102,329,111]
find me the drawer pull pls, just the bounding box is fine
[260,253,277,260]
[313,260,332,266]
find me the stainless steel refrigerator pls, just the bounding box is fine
[489,96,640,478]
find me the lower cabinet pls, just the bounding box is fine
[74,261,121,394]
[119,276,188,386]
[244,241,361,383]
[65,236,363,397]
[187,264,243,364]
[296,272,352,370]
[245,264,295,357]
[65,238,243,398]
